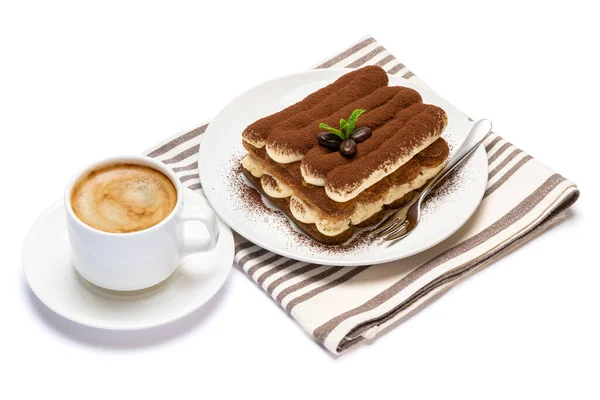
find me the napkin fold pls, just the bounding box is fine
[145,36,579,354]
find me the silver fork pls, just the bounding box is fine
[371,119,493,242]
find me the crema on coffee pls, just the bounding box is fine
[70,163,177,233]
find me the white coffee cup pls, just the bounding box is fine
[64,155,219,291]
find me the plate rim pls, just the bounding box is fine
[199,68,487,266]
[22,189,234,330]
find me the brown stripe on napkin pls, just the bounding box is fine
[376,55,396,67]
[488,149,523,179]
[173,161,198,173]
[275,266,340,304]
[488,142,513,163]
[146,124,208,158]
[485,136,503,152]
[484,156,534,198]
[387,63,406,75]
[256,259,300,286]
[345,46,386,68]
[315,37,376,69]
[266,264,321,295]
[179,173,199,183]
[285,265,371,312]
[235,242,255,253]
[256,259,299,286]
[247,254,285,277]
[238,248,270,268]
[162,145,200,164]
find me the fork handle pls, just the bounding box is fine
[420,119,493,200]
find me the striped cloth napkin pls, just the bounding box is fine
[144,36,579,354]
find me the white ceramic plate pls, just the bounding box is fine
[22,189,234,330]
[199,69,487,266]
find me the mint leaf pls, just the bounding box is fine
[340,118,348,137]
[346,109,366,135]
[319,123,345,140]
[318,109,367,145]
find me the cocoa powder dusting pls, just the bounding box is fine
[242,66,388,146]
[230,162,281,220]
[300,90,424,182]
[227,151,382,254]
[278,219,377,254]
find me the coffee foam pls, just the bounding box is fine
[71,163,177,233]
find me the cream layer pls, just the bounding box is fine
[241,154,444,237]
[323,133,442,202]
[265,143,303,164]
[242,136,266,149]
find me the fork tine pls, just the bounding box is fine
[372,218,402,237]
[371,213,402,235]
[384,222,414,241]
[382,220,409,240]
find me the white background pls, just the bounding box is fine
[1,1,598,399]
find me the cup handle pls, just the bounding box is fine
[178,204,219,257]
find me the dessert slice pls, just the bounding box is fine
[240,66,449,245]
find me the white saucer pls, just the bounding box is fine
[22,189,234,330]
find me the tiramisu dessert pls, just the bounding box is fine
[241,66,449,245]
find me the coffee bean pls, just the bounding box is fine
[317,132,342,150]
[349,126,372,143]
[340,139,357,157]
